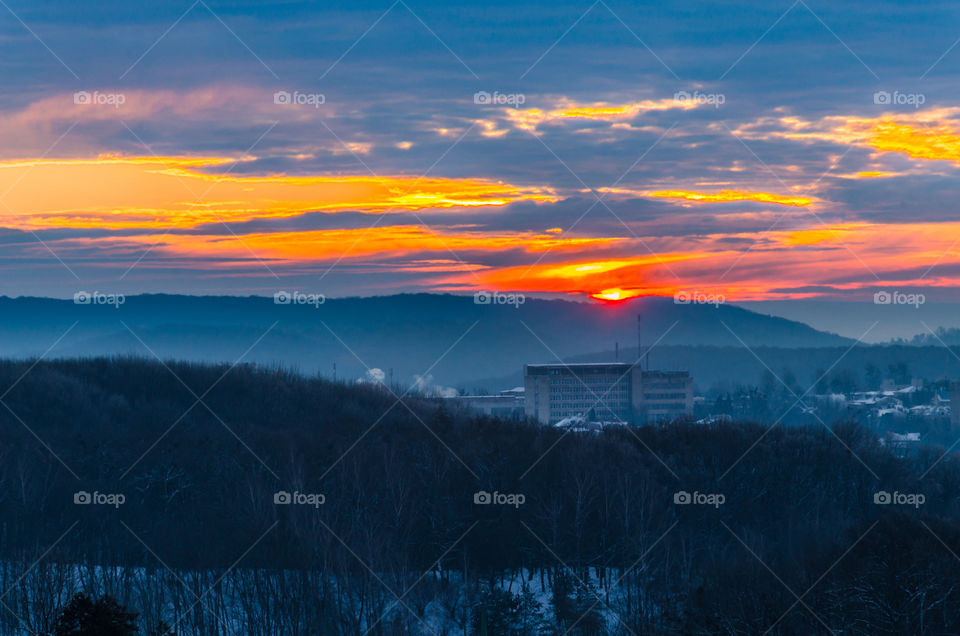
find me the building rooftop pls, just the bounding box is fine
[525,362,631,368]
[524,362,634,376]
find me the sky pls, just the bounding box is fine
[1,0,960,306]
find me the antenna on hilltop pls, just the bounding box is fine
[637,314,648,371]
[636,315,641,370]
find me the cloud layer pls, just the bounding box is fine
[0,0,959,302]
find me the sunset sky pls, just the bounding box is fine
[1,0,959,303]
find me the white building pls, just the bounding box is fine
[523,363,693,426]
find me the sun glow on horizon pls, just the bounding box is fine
[590,288,648,302]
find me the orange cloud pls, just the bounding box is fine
[79,226,621,263]
[643,189,812,207]
[25,202,960,302]
[867,119,960,163]
[0,156,557,229]
[421,219,960,301]
[736,109,960,167]
[504,98,696,132]
[467,252,716,295]
[780,224,868,246]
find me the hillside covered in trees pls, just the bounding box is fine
[0,294,852,389]
[1,357,960,634]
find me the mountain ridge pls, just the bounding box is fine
[0,293,853,388]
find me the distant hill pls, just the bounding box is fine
[901,326,960,346]
[739,300,960,343]
[0,294,853,389]
[477,343,960,395]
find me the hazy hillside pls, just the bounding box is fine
[0,294,851,389]
[478,343,960,395]
[740,300,960,343]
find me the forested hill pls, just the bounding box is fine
[0,293,851,389]
[2,357,960,634]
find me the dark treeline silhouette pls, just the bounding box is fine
[1,357,960,634]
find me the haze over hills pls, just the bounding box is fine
[739,300,960,343]
[478,343,960,395]
[0,294,854,389]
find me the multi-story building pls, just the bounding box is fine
[524,362,692,426]
[525,363,634,424]
[634,370,695,423]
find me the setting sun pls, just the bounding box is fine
[590,288,647,302]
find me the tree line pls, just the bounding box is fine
[0,357,958,634]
